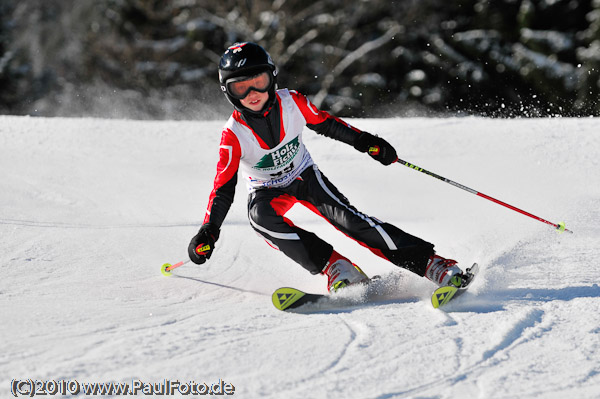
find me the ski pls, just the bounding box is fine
[272,287,326,311]
[431,263,479,308]
[272,275,381,311]
[272,265,479,311]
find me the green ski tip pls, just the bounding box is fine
[272,288,306,311]
[431,286,459,308]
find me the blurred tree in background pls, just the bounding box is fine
[0,0,598,119]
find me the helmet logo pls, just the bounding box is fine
[235,58,247,68]
[229,43,247,53]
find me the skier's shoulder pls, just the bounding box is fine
[277,88,316,113]
[219,113,244,147]
[279,88,305,101]
[279,89,325,124]
[222,110,247,133]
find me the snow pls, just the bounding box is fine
[1,115,599,398]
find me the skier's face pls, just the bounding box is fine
[240,90,269,112]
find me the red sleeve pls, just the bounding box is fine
[203,128,242,227]
[288,90,363,146]
[289,90,362,133]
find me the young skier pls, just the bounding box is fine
[188,42,467,292]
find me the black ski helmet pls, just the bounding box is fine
[218,42,278,112]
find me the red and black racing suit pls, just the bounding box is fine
[203,90,434,276]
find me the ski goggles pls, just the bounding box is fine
[225,71,272,99]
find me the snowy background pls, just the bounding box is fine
[1,115,599,398]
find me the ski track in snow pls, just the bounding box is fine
[1,115,599,399]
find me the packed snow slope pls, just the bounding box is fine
[1,115,599,399]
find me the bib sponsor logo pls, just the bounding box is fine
[253,137,300,171]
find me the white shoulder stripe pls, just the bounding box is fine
[219,145,233,172]
[305,97,319,116]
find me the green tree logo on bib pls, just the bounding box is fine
[254,137,300,171]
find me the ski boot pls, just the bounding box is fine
[322,251,369,293]
[425,254,472,288]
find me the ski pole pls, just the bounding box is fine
[392,156,573,234]
[160,243,212,276]
[161,259,190,276]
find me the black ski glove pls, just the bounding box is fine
[354,132,398,166]
[188,223,220,264]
